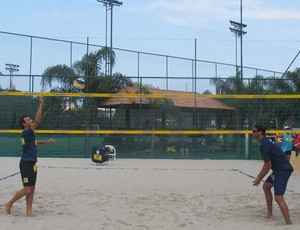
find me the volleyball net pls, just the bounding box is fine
[1,91,299,159]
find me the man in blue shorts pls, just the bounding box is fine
[4,96,55,217]
[252,124,293,225]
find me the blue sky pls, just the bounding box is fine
[1,0,300,91]
[2,0,300,41]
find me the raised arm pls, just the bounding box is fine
[31,96,44,131]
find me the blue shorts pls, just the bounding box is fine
[265,171,292,196]
[19,160,37,186]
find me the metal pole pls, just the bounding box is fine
[110,0,113,77]
[5,63,19,90]
[235,34,238,77]
[245,133,249,159]
[70,42,73,68]
[30,37,33,92]
[9,72,12,89]
[97,0,122,77]
[194,38,197,93]
[280,51,300,78]
[229,2,246,80]
[105,4,108,75]
[240,0,243,80]
[87,37,89,78]
[194,38,197,128]
[166,56,168,90]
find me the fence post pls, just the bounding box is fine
[245,133,249,159]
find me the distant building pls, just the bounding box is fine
[99,86,234,130]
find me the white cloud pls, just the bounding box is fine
[136,0,300,27]
[245,8,300,20]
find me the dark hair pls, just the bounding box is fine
[254,124,266,136]
[19,115,28,129]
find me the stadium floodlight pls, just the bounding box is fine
[229,20,247,30]
[97,0,122,6]
[5,63,19,90]
[229,21,247,79]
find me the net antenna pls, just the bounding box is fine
[281,50,300,79]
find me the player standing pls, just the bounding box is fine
[4,96,55,217]
[252,124,293,225]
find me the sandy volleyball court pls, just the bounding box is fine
[1,157,300,230]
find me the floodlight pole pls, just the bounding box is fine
[97,0,122,77]
[5,63,19,90]
[229,27,239,77]
[229,0,246,82]
[240,0,244,81]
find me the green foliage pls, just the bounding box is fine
[210,70,300,129]
[41,64,76,90]
[0,95,38,129]
[40,47,133,130]
[85,72,133,94]
[202,90,212,94]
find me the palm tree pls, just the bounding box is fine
[73,47,116,78]
[210,72,244,95]
[85,72,133,94]
[41,64,76,91]
[41,47,132,131]
[41,47,117,91]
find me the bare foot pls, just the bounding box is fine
[266,213,274,220]
[4,203,11,215]
[26,213,36,217]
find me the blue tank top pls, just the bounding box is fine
[260,137,293,173]
[21,127,38,162]
[280,133,293,153]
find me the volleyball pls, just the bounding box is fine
[73,78,85,90]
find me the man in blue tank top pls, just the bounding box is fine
[252,124,293,225]
[4,96,55,217]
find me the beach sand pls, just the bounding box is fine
[1,157,300,230]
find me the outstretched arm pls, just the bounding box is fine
[31,96,44,131]
[37,139,55,145]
